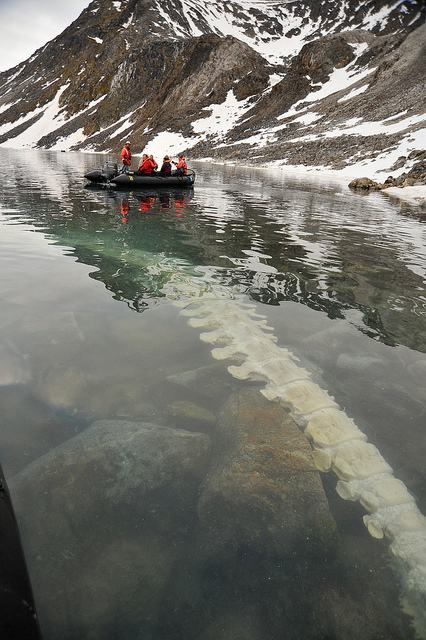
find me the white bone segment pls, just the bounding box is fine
[162,278,426,637]
[336,475,414,511]
[306,409,367,448]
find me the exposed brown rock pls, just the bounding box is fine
[348,177,382,190]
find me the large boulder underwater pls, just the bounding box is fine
[9,391,414,639]
[10,419,211,639]
[197,389,336,558]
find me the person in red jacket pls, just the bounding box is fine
[120,142,132,172]
[149,155,158,172]
[174,154,188,176]
[138,154,156,175]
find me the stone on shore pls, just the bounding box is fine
[197,390,335,558]
[348,177,383,191]
[10,420,210,640]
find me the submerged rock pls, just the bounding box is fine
[34,364,91,411]
[166,363,237,401]
[198,390,336,557]
[196,611,264,640]
[167,400,217,431]
[0,386,79,475]
[336,353,384,372]
[0,341,31,386]
[10,420,210,640]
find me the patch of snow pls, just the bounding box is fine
[0,84,69,147]
[109,110,138,138]
[350,42,370,57]
[408,11,421,26]
[51,127,87,151]
[144,131,200,159]
[338,84,369,103]
[41,77,61,90]
[113,1,122,11]
[291,112,322,125]
[155,1,187,37]
[304,66,376,103]
[122,13,133,28]
[222,129,275,148]
[269,74,284,88]
[70,94,107,120]
[192,90,252,139]
[84,106,141,142]
[264,125,426,181]
[88,36,103,44]
[173,0,317,63]
[0,88,107,150]
[91,8,99,13]
[383,186,426,207]
[361,0,403,30]
[181,0,203,36]
[111,120,133,138]
[383,110,408,122]
[0,100,19,115]
[342,126,426,178]
[276,65,376,124]
[2,66,25,87]
[311,112,426,140]
[342,117,363,127]
[0,103,46,138]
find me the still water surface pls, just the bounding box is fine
[0,148,425,639]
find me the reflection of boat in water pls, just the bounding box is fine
[85,162,195,188]
[119,189,193,217]
[135,189,193,211]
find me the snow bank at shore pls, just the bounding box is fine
[383,185,426,207]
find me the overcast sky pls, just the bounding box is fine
[0,0,90,72]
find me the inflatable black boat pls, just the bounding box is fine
[85,162,195,188]
[0,465,42,639]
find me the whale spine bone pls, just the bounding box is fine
[167,282,426,638]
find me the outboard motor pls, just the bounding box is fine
[101,162,118,181]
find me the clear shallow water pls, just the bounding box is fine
[0,148,425,639]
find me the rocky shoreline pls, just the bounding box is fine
[348,153,426,196]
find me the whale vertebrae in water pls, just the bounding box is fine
[167,278,426,637]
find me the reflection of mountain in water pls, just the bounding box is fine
[0,149,425,351]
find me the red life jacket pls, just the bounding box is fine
[176,158,188,175]
[138,158,156,175]
[120,146,132,166]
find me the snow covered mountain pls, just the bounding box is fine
[0,0,424,176]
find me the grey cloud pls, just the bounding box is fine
[0,0,89,72]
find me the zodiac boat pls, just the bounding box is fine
[84,162,195,188]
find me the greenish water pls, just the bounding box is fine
[0,148,425,640]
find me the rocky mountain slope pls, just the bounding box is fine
[0,0,425,175]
